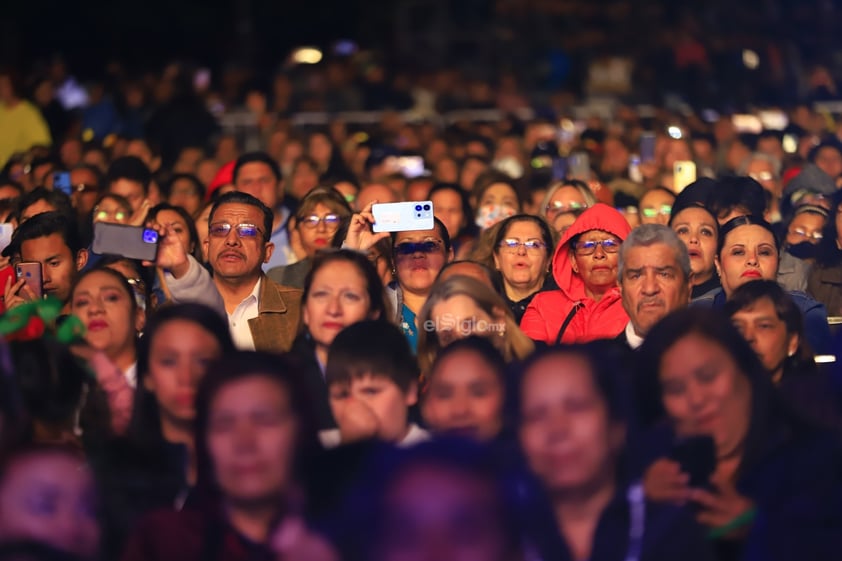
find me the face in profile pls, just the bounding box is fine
[0,451,100,559]
[422,348,505,442]
[206,375,299,504]
[373,463,515,561]
[518,353,625,493]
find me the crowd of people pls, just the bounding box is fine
[1,58,842,561]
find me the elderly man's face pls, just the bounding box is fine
[620,242,691,338]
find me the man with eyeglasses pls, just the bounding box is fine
[616,224,692,350]
[157,191,302,352]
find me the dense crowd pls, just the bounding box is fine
[0,59,842,561]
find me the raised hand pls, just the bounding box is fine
[343,201,391,251]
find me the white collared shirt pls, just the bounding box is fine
[625,321,645,350]
[229,278,262,350]
[124,361,138,389]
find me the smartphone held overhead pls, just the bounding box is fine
[371,201,435,233]
[92,222,160,262]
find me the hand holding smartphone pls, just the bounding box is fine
[15,262,44,300]
[371,201,435,233]
[92,222,160,262]
[670,435,716,489]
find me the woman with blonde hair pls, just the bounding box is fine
[417,275,534,374]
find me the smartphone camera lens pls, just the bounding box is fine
[142,229,159,244]
[423,204,431,211]
[415,205,422,211]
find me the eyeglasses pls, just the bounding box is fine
[208,222,263,238]
[573,238,621,255]
[298,214,342,230]
[789,228,823,241]
[641,205,672,219]
[546,201,586,214]
[94,208,127,222]
[498,239,547,254]
[394,240,443,255]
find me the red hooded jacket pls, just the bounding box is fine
[520,204,631,344]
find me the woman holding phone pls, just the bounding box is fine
[343,202,453,352]
[637,308,842,560]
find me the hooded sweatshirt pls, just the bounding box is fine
[520,204,632,344]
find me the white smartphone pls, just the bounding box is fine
[0,223,13,254]
[674,161,697,193]
[372,201,435,233]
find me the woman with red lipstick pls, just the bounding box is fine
[267,187,352,289]
[637,308,842,561]
[521,203,632,344]
[694,215,833,355]
[288,249,387,431]
[70,267,145,388]
[491,214,556,324]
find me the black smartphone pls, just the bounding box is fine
[670,435,716,488]
[92,222,159,262]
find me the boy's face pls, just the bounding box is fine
[329,374,417,443]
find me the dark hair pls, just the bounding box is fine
[708,176,766,220]
[4,211,82,258]
[145,203,202,262]
[14,187,73,223]
[492,214,555,257]
[427,182,476,238]
[636,308,790,479]
[389,216,452,253]
[105,156,151,193]
[95,255,154,311]
[326,320,419,393]
[514,340,634,427]
[0,179,24,199]
[71,266,138,317]
[716,214,780,257]
[131,304,235,444]
[8,340,111,444]
[302,249,387,324]
[336,439,522,561]
[471,171,521,210]
[232,151,282,184]
[164,173,206,201]
[724,280,814,364]
[209,191,273,243]
[193,351,320,497]
[639,186,676,207]
[807,139,842,163]
[814,189,842,266]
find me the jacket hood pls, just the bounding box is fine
[552,203,632,300]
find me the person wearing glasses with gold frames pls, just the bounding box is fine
[490,214,556,323]
[521,203,631,345]
[154,191,302,352]
[267,187,352,289]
